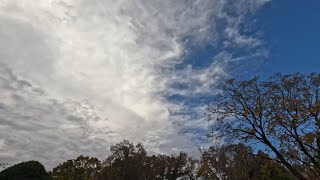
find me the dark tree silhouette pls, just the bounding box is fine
[0,161,50,180]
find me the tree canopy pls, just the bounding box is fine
[50,155,102,180]
[207,73,320,179]
[47,140,293,180]
[198,144,292,180]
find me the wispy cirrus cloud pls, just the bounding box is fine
[0,0,270,169]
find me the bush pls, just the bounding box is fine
[0,161,51,180]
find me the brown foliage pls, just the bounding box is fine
[207,73,320,180]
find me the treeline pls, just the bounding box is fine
[50,140,294,179]
[1,73,320,180]
[0,140,293,180]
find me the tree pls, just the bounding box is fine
[96,140,196,180]
[198,144,254,180]
[97,140,149,180]
[0,161,51,180]
[207,73,320,180]
[256,151,293,180]
[198,144,292,180]
[144,153,196,180]
[50,155,102,180]
[158,152,196,180]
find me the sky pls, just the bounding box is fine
[0,0,319,170]
[259,0,320,75]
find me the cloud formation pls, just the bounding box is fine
[0,0,269,169]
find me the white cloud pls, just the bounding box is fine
[0,0,270,169]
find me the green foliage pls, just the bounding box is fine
[259,160,291,180]
[255,151,293,180]
[50,155,101,180]
[0,161,51,180]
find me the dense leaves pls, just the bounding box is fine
[0,161,51,180]
[50,155,102,180]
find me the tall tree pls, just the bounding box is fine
[207,73,320,180]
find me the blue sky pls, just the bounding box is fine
[259,0,320,75]
[168,0,320,149]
